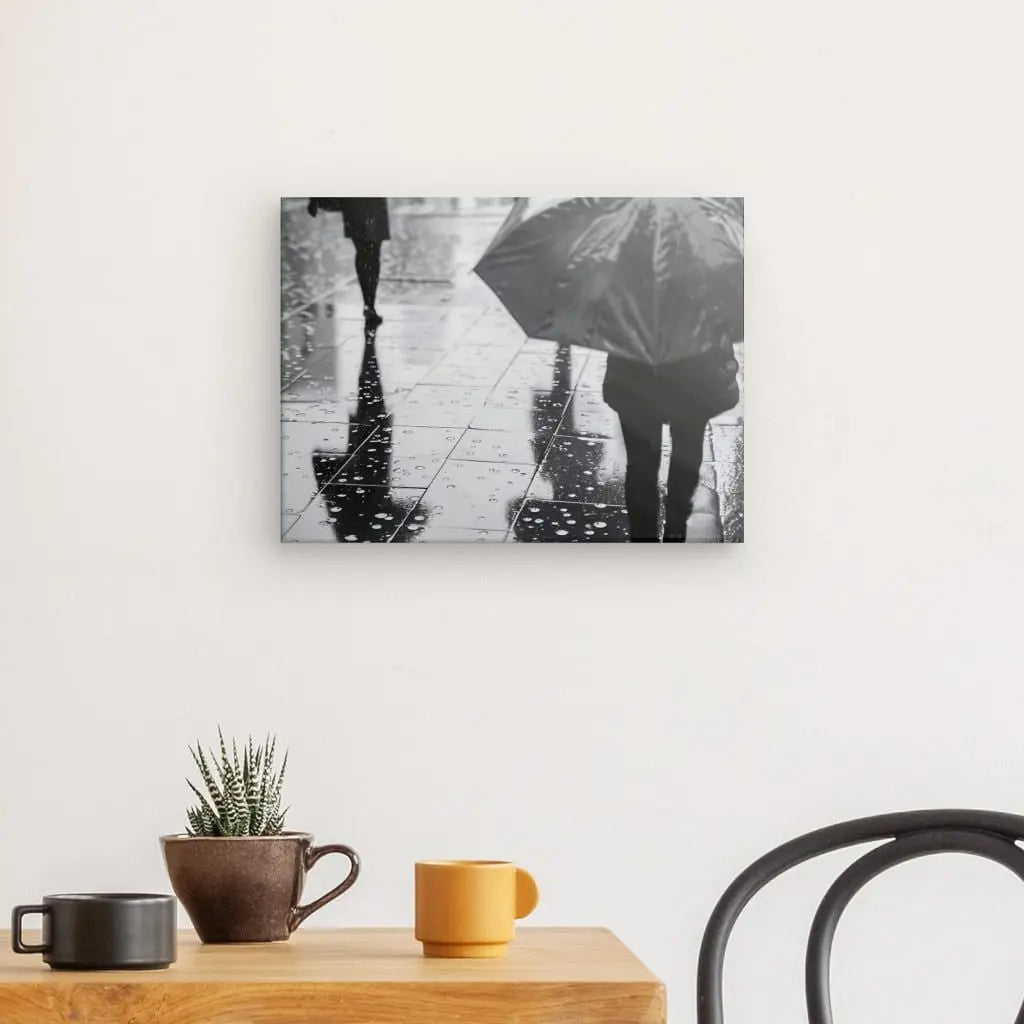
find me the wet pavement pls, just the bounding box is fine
[281,198,745,543]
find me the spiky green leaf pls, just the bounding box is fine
[183,731,290,837]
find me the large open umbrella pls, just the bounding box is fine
[474,197,743,365]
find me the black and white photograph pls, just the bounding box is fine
[281,197,744,543]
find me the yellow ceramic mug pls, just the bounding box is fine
[415,860,540,958]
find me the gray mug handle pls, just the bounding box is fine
[11,905,50,954]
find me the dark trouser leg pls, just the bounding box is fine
[664,416,708,541]
[353,240,381,311]
[619,413,663,542]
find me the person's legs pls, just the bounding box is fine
[618,413,663,541]
[664,415,708,541]
[353,240,382,324]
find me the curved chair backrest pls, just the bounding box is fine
[696,810,1024,1024]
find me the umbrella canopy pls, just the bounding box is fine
[474,197,743,365]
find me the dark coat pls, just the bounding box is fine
[340,198,389,241]
[603,337,739,425]
[308,198,390,242]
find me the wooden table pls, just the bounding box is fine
[0,927,666,1024]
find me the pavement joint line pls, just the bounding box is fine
[280,368,309,393]
[318,423,383,492]
[382,277,453,285]
[281,276,357,322]
[404,421,473,527]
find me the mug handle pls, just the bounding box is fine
[515,867,540,919]
[11,905,50,954]
[288,843,360,933]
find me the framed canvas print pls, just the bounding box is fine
[281,198,743,544]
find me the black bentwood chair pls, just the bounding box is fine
[696,809,1024,1024]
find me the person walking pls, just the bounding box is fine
[473,196,744,543]
[603,334,739,542]
[307,197,390,327]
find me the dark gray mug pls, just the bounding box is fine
[11,893,176,970]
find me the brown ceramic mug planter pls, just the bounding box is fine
[161,833,359,943]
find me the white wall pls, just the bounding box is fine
[2,1,1023,1021]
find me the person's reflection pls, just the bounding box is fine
[532,343,572,467]
[505,344,569,534]
[509,344,605,539]
[311,329,404,542]
[543,346,600,485]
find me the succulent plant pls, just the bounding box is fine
[185,729,289,837]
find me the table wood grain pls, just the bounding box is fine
[0,926,666,1024]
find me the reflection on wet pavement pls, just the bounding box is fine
[451,429,539,466]
[281,198,744,543]
[281,423,376,516]
[332,426,462,489]
[396,522,508,543]
[514,501,629,543]
[559,392,621,439]
[468,403,563,439]
[530,435,627,505]
[288,483,424,543]
[417,459,535,531]
[391,384,491,429]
